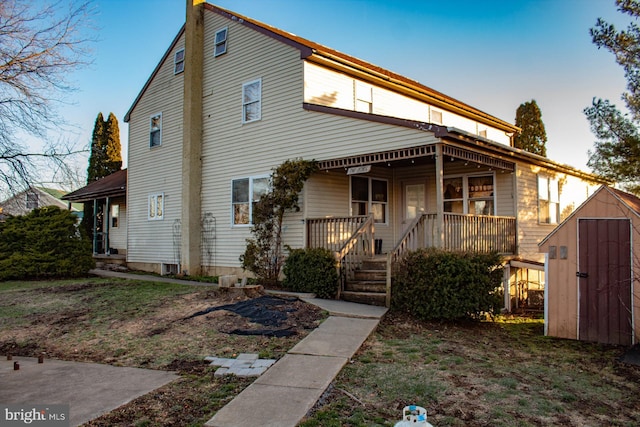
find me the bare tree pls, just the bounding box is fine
[0,0,93,197]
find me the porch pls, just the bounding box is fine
[307,213,516,306]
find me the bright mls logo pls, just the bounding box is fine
[1,404,69,426]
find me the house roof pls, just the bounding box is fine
[62,169,127,202]
[538,185,640,247]
[0,186,78,216]
[124,2,518,134]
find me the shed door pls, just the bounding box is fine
[578,219,632,345]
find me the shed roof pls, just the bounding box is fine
[538,185,640,247]
[62,169,127,202]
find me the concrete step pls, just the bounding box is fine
[341,291,387,306]
[344,281,386,293]
[353,269,387,281]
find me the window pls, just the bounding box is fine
[431,109,443,124]
[111,204,120,228]
[350,176,388,223]
[354,81,372,113]
[174,49,185,74]
[148,193,164,220]
[26,192,38,209]
[444,174,495,215]
[214,27,228,57]
[538,175,559,224]
[242,79,261,123]
[150,113,162,147]
[232,176,269,225]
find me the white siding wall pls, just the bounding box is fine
[304,62,512,145]
[109,197,127,252]
[126,35,185,266]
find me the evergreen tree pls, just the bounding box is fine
[513,100,547,157]
[87,112,106,182]
[104,112,122,173]
[585,0,640,193]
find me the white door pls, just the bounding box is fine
[403,183,425,232]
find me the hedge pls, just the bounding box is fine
[282,247,338,298]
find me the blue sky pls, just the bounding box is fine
[60,0,629,181]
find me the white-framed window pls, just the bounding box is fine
[354,81,372,113]
[431,109,443,124]
[242,79,261,123]
[148,193,164,221]
[174,48,185,74]
[443,173,495,215]
[232,175,270,225]
[150,113,162,147]
[111,204,120,228]
[26,192,38,209]
[350,176,388,224]
[538,175,559,224]
[214,27,228,57]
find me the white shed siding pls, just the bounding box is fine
[126,34,185,265]
[303,62,511,146]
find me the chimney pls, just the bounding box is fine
[181,0,205,275]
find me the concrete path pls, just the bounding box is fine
[89,268,218,287]
[0,356,177,427]
[205,300,387,427]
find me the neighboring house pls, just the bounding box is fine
[123,2,606,305]
[0,187,81,219]
[62,169,127,261]
[539,186,640,346]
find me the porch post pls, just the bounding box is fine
[105,197,110,255]
[92,199,98,255]
[435,143,444,248]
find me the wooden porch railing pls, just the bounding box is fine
[307,215,374,298]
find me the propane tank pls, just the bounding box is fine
[394,405,434,427]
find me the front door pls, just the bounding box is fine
[578,218,633,345]
[403,183,425,232]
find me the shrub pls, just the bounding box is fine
[0,206,95,280]
[282,247,338,298]
[391,248,503,321]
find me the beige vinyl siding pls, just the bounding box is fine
[303,62,511,145]
[126,35,185,265]
[515,163,597,261]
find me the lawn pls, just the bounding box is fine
[1,278,639,426]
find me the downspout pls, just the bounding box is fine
[105,197,110,255]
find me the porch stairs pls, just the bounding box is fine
[341,256,388,306]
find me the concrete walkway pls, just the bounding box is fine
[89,268,388,426]
[205,300,387,427]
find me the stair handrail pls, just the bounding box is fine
[335,214,375,299]
[385,213,429,307]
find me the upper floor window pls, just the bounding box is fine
[148,193,164,221]
[174,49,185,74]
[242,79,262,123]
[444,174,495,215]
[214,27,228,57]
[354,81,372,113]
[538,175,559,224]
[26,192,38,209]
[351,176,388,224]
[232,176,269,225]
[150,113,162,147]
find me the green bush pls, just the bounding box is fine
[391,248,503,321]
[282,247,338,298]
[0,206,95,280]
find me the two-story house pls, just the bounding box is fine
[123,1,605,307]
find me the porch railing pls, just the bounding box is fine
[307,215,374,298]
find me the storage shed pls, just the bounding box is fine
[539,186,640,345]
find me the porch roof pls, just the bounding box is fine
[62,169,127,202]
[307,103,608,183]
